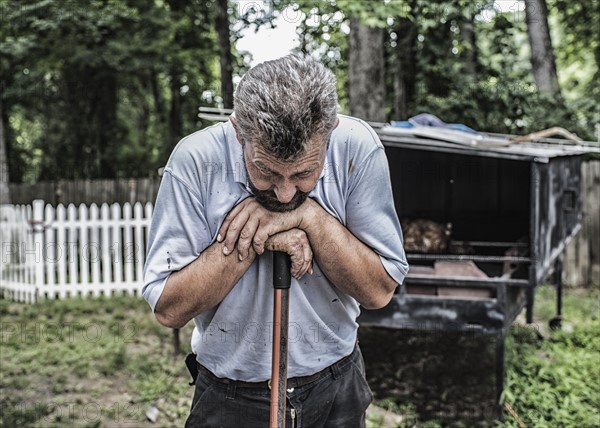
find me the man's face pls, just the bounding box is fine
[242,137,327,212]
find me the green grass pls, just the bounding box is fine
[0,294,195,427]
[499,285,600,428]
[1,284,598,427]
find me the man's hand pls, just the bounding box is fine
[217,197,304,260]
[265,229,313,279]
[218,196,398,309]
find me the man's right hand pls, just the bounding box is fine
[217,197,305,259]
[264,228,313,279]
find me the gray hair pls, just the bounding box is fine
[233,54,338,161]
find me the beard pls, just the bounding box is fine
[247,178,308,212]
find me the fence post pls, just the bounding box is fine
[32,200,45,302]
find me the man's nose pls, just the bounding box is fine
[273,180,296,203]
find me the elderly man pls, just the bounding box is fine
[143,54,408,427]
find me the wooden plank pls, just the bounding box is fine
[111,203,123,287]
[564,160,600,286]
[100,203,112,294]
[123,202,134,285]
[78,204,89,286]
[42,203,56,297]
[89,204,101,292]
[66,204,78,298]
[8,178,162,206]
[133,202,145,284]
[55,204,67,298]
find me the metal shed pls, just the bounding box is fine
[358,124,599,415]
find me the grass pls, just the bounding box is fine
[499,285,600,428]
[0,294,195,427]
[0,284,598,427]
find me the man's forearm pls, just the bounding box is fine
[300,199,398,309]
[154,241,256,328]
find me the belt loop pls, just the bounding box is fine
[226,381,237,400]
[330,360,342,380]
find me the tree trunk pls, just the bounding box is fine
[215,0,234,109]
[392,16,417,120]
[151,72,167,129]
[96,71,118,178]
[462,18,479,79]
[167,67,183,156]
[0,100,10,204]
[348,17,386,122]
[525,0,561,97]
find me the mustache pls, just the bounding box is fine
[253,189,308,212]
[245,171,308,212]
[254,190,308,212]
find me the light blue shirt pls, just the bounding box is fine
[143,115,408,381]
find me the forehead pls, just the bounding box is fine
[248,138,326,168]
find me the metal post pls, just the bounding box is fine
[525,286,534,324]
[270,252,291,428]
[555,257,563,318]
[495,328,506,422]
[550,257,563,329]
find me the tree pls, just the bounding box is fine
[0,101,8,204]
[1,0,222,181]
[390,12,417,120]
[348,18,386,122]
[525,0,561,97]
[215,0,234,109]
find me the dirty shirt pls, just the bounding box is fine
[142,115,408,381]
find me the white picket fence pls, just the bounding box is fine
[0,200,153,303]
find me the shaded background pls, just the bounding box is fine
[1,0,598,186]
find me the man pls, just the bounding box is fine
[143,54,408,427]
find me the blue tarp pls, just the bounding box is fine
[391,113,478,134]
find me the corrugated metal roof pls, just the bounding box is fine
[376,125,599,163]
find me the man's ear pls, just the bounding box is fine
[230,116,243,145]
[334,116,340,129]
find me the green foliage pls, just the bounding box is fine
[500,286,600,428]
[271,0,598,140]
[2,0,598,184]
[0,0,226,182]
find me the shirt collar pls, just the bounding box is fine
[225,120,247,185]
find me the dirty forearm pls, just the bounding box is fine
[154,241,256,328]
[299,199,397,309]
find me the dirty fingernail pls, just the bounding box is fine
[217,234,222,242]
[223,246,229,255]
[238,253,244,261]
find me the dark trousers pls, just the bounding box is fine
[184,346,373,428]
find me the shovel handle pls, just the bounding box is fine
[270,252,291,428]
[273,251,292,289]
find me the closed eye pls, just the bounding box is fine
[257,166,276,176]
[294,171,313,179]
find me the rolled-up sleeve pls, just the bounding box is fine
[142,169,211,311]
[345,146,409,285]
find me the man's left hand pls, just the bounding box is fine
[217,197,306,260]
